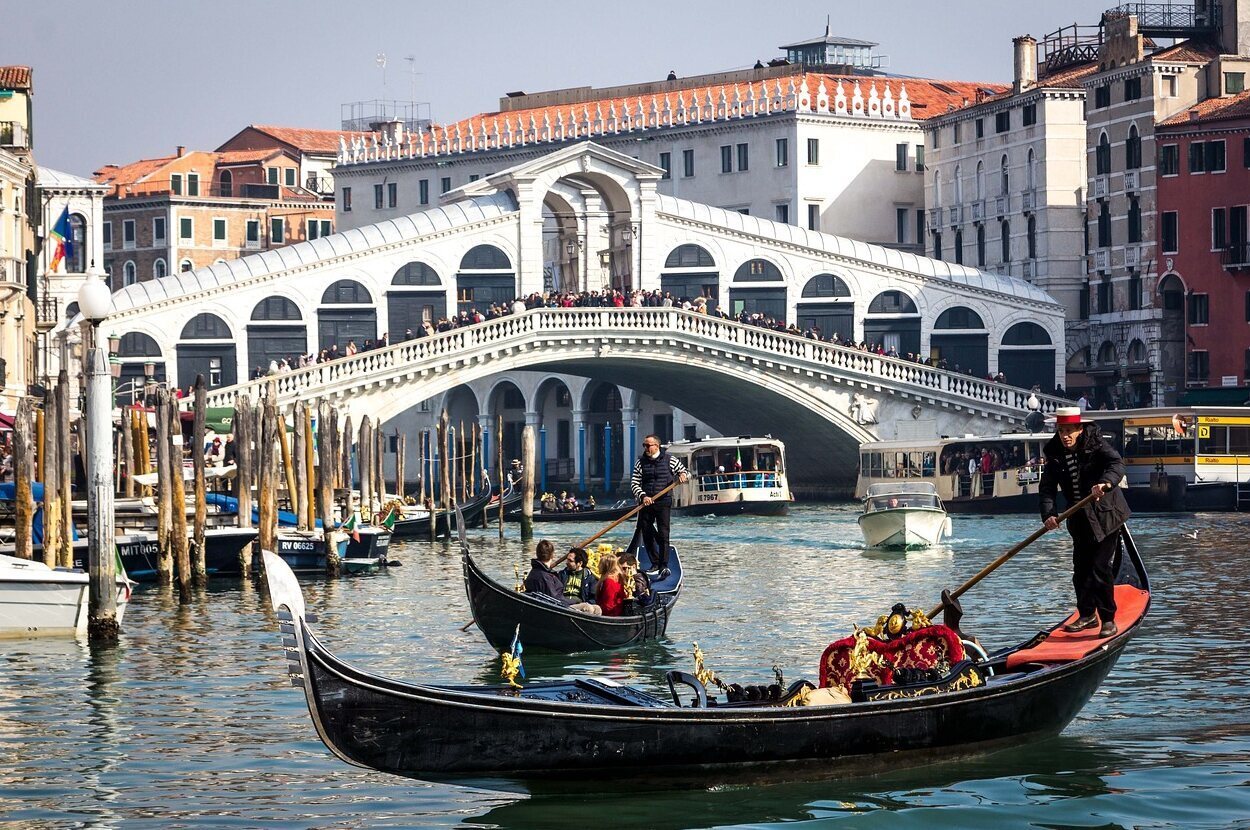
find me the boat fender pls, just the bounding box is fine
[961,639,993,677]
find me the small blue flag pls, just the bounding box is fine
[509,624,525,679]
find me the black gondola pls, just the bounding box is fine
[390,481,493,539]
[505,499,634,523]
[261,526,1150,784]
[463,543,681,653]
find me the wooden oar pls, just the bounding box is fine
[458,480,682,633]
[576,480,679,550]
[927,489,1101,620]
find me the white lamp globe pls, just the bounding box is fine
[77,278,113,322]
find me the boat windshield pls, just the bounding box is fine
[866,494,941,511]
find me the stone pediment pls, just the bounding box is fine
[443,141,664,203]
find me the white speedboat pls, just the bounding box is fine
[0,554,131,638]
[857,482,952,549]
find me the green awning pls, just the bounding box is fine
[1176,387,1250,406]
[205,407,236,434]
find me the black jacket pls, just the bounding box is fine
[630,450,688,504]
[522,559,564,600]
[1039,424,1130,542]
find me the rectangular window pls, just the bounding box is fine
[932,127,941,149]
[187,173,199,196]
[914,144,925,172]
[123,219,135,247]
[682,148,694,177]
[1162,74,1178,97]
[953,122,962,144]
[387,182,398,208]
[320,220,331,237]
[1245,348,1250,380]
[1022,104,1037,126]
[806,138,819,165]
[1098,201,1111,247]
[1190,141,1207,173]
[1189,293,1210,325]
[374,183,384,209]
[1189,351,1210,383]
[1227,72,1246,94]
[284,167,296,187]
[1162,211,1179,253]
[245,219,260,246]
[307,219,319,240]
[774,203,789,224]
[170,174,182,195]
[807,203,820,231]
[153,217,165,243]
[896,143,909,171]
[1246,290,1250,322]
[1128,197,1142,243]
[720,145,733,173]
[270,217,285,244]
[1207,140,1226,173]
[469,174,479,182]
[419,179,430,205]
[775,138,788,167]
[916,209,925,244]
[896,207,908,243]
[1098,278,1113,314]
[342,187,352,212]
[995,111,1010,133]
[1213,207,1228,250]
[179,217,193,240]
[659,151,671,179]
[212,217,226,244]
[440,176,451,193]
[103,221,112,248]
[737,143,749,172]
[1124,76,1142,101]
[975,118,984,139]
[266,167,278,185]
[1095,84,1111,108]
[1160,144,1180,175]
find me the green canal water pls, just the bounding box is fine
[2,504,1249,828]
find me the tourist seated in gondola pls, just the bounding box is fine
[522,540,564,600]
[618,552,654,608]
[595,552,625,616]
[560,547,602,615]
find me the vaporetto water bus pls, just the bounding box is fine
[667,436,793,516]
[857,432,1054,514]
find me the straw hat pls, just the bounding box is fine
[1052,406,1091,427]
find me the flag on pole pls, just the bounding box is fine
[342,512,360,542]
[500,623,525,687]
[114,546,133,603]
[734,447,743,471]
[49,207,74,272]
[380,505,398,530]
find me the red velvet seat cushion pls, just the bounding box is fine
[819,625,965,691]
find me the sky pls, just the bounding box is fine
[5,0,1104,175]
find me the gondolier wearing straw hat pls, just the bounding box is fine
[1039,406,1131,638]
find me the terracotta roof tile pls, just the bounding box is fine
[93,155,178,189]
[1160,89,1250,127]
[216,148,288,165]
[247,124,370,154]
[1037,60,1101,89]
[1151,39,1222,63]
[0,66,31,90]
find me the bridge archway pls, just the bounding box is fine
[388,262,445,338]
[796,272,853,341]
[584,381,624,484]
[248,296,305,375]
[178,312,236,390]
[534,376,576,484]
[865,290,920,355]
[485,378,526,464]
[117,331,166,389]
[931,306,988,374]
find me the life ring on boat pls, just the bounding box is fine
[961,639,994,677]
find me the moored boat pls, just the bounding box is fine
[260,526,1150,783]
[505,498,633,523]
[0,553,132,638]
[857,482,952,549]
[391,481,494,539]
[666,436,793,516]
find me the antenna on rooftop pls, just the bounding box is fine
[375,51,388,92]
[404,54,422,104]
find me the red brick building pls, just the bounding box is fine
[1157,91,1250,392]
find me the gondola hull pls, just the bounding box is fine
[463,547,680,653]
[505,500,633,523]
[391,484,494,539]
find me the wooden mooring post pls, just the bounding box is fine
[12,398,35,561]
[169,393,191,603]
[234,393,254,578]
[191,376,208,586]
[154,388,174,584]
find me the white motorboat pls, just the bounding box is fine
[667,436,793,516]
[0,554,131,638]
[857,482,952,549]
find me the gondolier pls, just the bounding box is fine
[1039,406,1130,638]
[629,435,688,578]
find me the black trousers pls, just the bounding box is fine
[635,501,672,570]
[1069,516,1119,620]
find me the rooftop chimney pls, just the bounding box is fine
[176,145,186,158]
[1013,35,1038,94]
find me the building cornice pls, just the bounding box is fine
[924,87,1086,128]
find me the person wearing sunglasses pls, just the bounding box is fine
[628,435,688,579]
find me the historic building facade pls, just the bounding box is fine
[0,65,37,411]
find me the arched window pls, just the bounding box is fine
[180,313,232,340]
[1127,338,1148,364]
[1004,322,1053,346]
[976,224,986,266]
[733,259,783,281]
[153,258,167,279]
[999,154,1010,196]
[118,332,162,357]
[1026,148,1037,190]
[800,273,851,298]
[1096,340,1117,365]
[459,244,511,270]
[975,161,985,201]
[1027,216,1037,260]
[935,307,985,329]
[251,296,302,321]
[68,213,87,273]
[664,244,715,268]
[954,230,964,265]
[219,169,233,197]
[953,164,963,205]
[868,291,918,314]
[391,261,441,286]
[321,279,372,304]
[1126,124,1141,170]
[934,171,943,207]
[179,258,194,272]
[933,231,943,259]
[1096,132,1111,175]
[1000,220,1011,263]
[123,260,136,286]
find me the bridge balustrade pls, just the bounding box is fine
[202,307,1063,418]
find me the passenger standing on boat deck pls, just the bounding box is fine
[1039,406,1130,639]
[628,434,688,579]
[522,539,564,600]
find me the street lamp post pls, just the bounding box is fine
[77,271,120,642]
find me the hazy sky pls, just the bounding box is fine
[6,0,1102,175]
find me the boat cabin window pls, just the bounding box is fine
[685,444,784,491]
[1195,424,1250,455]
[1121,425,1191,459]
[937,441,1032,476]
[859,450,935,478]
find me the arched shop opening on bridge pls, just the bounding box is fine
[249,296,305,375]
[457,245,515,315]
[796,273,853,342]
[116,331,166,392]
[997,322,1055,391]
[319,279,376,349]
[864,290,920,356]
[389,261,446,336]
[177,312,237,389]
[729,258,786,319]
[930,306,988,376]
[661,244,719,309]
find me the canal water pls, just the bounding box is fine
[3,504,1249,828]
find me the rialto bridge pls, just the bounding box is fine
[94,142,1066,490]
